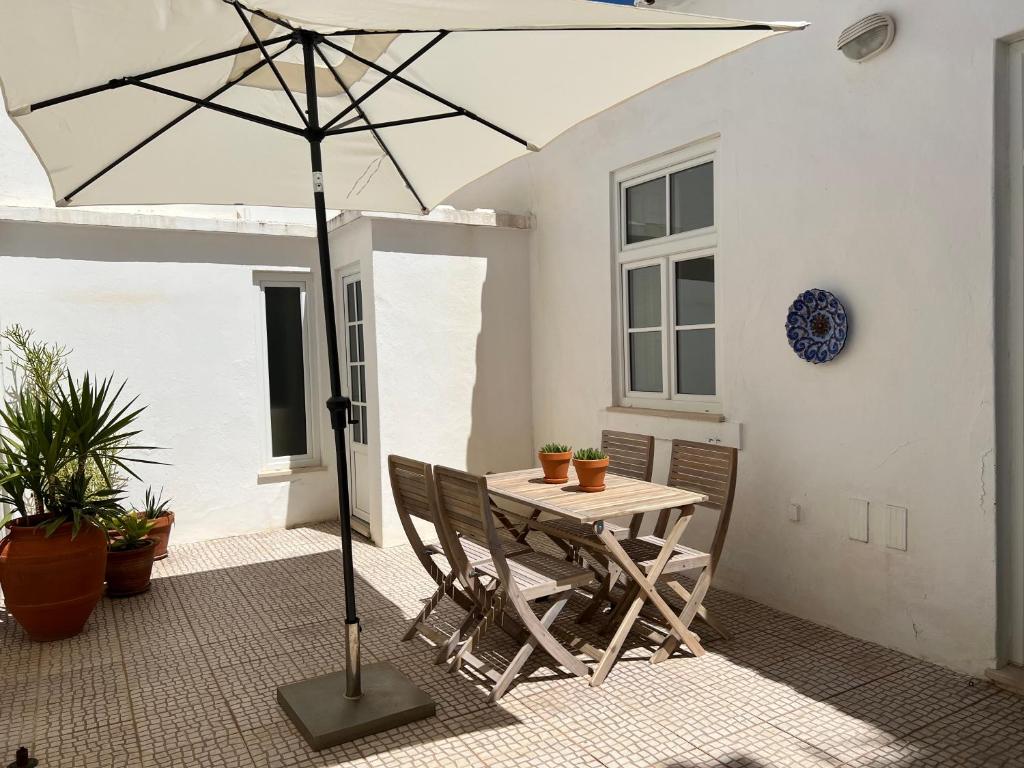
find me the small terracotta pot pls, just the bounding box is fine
[146,512,174,560]
[573,457,609,493]
[538,451,572,484]
[0,517,107,641]
[105,539,156,597]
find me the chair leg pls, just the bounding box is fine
[449,591,505,673]
[590,585,648,687]
[651,569,714,664]
[601,580,639,636]
[665,580,731,641]
[402,569,457,642]
[489,596,569,702]
[577,561,621,624]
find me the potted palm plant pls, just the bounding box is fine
[538,442,572,484]
[106,511,156,596]
[572,447,609,493]
[137,487,174,560]
[0,326,156,640]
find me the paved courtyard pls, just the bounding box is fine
[3,522,1022,767]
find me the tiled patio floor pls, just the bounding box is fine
[3,523,1022,768]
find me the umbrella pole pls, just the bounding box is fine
[275,31,435,750]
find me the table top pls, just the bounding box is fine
[486,467,707,524]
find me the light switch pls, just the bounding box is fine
[788,503,801,522]
[887,505,908,551]
[848,498,869,542]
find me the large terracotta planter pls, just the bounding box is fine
[105,539,156,597]
[538,451,572,484]
[146,512,174,560]
[0,517,107,641]
[573,458,609,493]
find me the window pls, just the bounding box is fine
[616,141,719,412]
[255,273,319,469]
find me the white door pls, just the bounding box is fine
[340,273,371,528]
[1000,40,1024,666]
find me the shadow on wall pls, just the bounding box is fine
[464,227,534,476]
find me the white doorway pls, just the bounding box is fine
[339,271,371,534]
[997,39,1024,670]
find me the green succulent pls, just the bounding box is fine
[107,509,155,552]
[573,447,607,461]
[539,442,571,454]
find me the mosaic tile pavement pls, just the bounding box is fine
[3,522,1021,768]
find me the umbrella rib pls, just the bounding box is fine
[323,24,780,35]
[126,78,306,136]
[61,43,295,205]
[320,31,448,132]
[324,112,461,135]
[313,43,428,214]
[24,34,292,113]
[232,2,309,127]
[319,37,535,151]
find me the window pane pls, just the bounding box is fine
[675,256,715,326]
[354,281,363,321]
[670,162,713,234]
[359,405,368,445]
[625,177,666,244]
[629,331,662,392]
[350,365,362,403]
[628,265,661,328]
[264,286,308,457]
[676,328,715,396]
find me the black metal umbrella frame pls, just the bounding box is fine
[18,1,775,747]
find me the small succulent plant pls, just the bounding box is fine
[108,510,155,551]
[539,442,571,454]
[138,486,172,520]
[573,447,607,461]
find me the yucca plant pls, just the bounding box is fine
[0,373,160,536]
[539,442,571,454]
[573,447,607,461]
[138,486,172,520]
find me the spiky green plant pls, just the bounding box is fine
[0,373,160,536]
[573,447,607,461]
[107,509,155,552]
[138,486,172,520]
[539,442,571,454]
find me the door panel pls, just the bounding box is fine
[340,273,370,525]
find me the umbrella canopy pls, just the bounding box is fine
[0,0,804,214]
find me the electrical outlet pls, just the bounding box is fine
[788,502,801,522]
[886,505,908,551]
[848,498,869,542]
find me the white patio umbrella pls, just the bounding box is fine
[0,0,804,748]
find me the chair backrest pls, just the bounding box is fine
[601,430,655,482]
[665,439,738,567]
[387,455,441,568]
[432,465,513,592]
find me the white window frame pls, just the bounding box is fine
[614,138,722,414]
[253,271,320,471]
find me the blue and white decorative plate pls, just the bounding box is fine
[785,289,848,364]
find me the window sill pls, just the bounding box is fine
[257,464,328,484]
[606,405,725,423]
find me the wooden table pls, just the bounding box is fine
[486,467,707,685]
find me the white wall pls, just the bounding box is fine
[0,220,338,544]
[452,0,1024,676]
[364,217,533,547]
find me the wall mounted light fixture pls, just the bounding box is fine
[838,13,896,62]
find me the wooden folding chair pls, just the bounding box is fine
[528,430,655,554]
[611,439,738,662]
[388,455,493,661]
[432,465,595,701]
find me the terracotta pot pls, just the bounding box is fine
[146,512,174,560]
[105,539,156,597]
[0,517,107,641]
[573,457,609,493]
[538,451,572,484]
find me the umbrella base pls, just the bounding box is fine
[277,662,436,750]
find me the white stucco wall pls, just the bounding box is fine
[0,220,338,544]
[450,0,1024,676]
[365,218,534,547]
